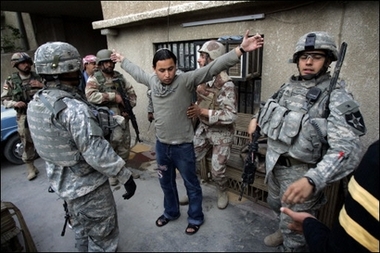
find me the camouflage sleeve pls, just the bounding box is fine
[85,75,116,105]
[1,78,17,108]
[306,88,365,193]
[208,80,237,125]
[61,98,132,184]
[147,89,154,113]
[122,77,137,108]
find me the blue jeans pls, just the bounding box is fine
[155,139,204,226]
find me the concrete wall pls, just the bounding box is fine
[93,1,379,153]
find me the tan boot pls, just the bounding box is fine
[264,229,283,247]
[179,195,189,205]
[34,166,40,175]
[217,188,229,209]
[26,163,37,181]
[109,177,119,186]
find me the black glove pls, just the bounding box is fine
[122,176,136,200]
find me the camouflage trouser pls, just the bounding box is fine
[17,114,37,163]
[194,129,232,189]
[110,118,131,163]
[267,164,326,252]
[67,181,119,252]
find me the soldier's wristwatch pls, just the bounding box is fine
[304,176,315,187]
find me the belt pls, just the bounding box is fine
[277,156,305,166]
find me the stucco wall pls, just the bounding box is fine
[95,1,378,152]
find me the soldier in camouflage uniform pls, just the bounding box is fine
[85,49,139,186]
[248,31,366,251]
[1,52,44,180]
[186,40,237,209]
[26,41,136,252]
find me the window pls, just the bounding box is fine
[154,37,264,114]
[155,40,210,72]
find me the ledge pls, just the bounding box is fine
[92,1,250,30]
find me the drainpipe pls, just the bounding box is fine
[16,12,29,50]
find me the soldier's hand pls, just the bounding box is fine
[14,101,26,108]
[247,118,258,141]
[122,176,136,200]
[187,103,201,118]
[281,178,313,205]
[30,80,43,88]
[115,94,125,106]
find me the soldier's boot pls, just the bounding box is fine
[179,195,189,205]
[217,187,229,209]
[109,177,119,186]
[264,229,283,247]
[26,163,37,181]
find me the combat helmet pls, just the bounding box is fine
[96,49,113,65]
[293,31,338,63]
[34,42,82,75]
[199,40,226,60]
[11,52,33,68]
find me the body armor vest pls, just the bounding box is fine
[197,71,232,125]
[258,74,333,164]
[28,89,117,169]
[9,72,43,113]
[93,70,126,114]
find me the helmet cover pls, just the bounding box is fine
[11,52,33,68]
[34,41,82,75]
[293,31,338,63]
[198,40,226,60]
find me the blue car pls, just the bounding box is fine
[1,105,24,164]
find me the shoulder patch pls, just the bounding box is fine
[336,100,366,136]
[345,111,366,136]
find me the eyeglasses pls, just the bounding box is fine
[88,62,97,65]
[299,53,326,61]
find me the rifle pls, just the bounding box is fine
[61,200,71,236]
[114,79,142,143]
[323,42,347,118]
[239,126,261,201]
[48,186,71,236]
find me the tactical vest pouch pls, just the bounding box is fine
[288,114,324,163]
[91,106,116,138]
[267,106,287,140]
[259,99,280,136]
[197,92,215,110]
[278,111,304,145]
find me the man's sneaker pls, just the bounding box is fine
[179,195,189,205]
[109,177,119,186]
[264,229,283,247]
